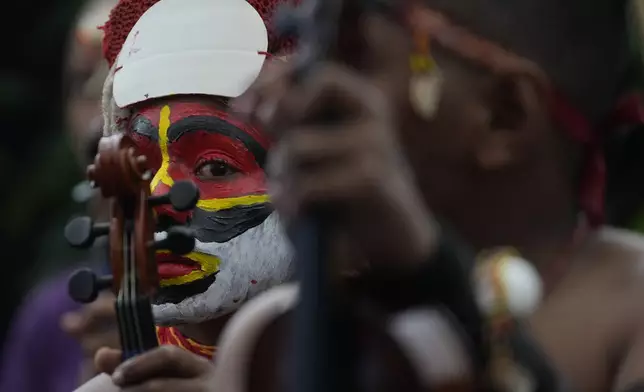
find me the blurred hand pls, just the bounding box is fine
[95,346,216,392]
[61,292,120,364]
[232,15,437,267]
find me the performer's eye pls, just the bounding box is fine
[195,159,239,180]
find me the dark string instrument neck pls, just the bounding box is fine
[276,1,395,392]
[64,133,201,361]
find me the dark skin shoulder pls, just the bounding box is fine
[529,228,644,392]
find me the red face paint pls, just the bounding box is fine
[128,97,274,288]
[129,98,270,216]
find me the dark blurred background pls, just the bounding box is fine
[0,0,88,348]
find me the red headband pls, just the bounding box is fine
[407,5,644,226]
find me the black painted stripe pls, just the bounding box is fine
[129,115,267,168]
[131,115,158,141]
[154,272,218,304]
[191,203,273,243]
[167,116,266,168]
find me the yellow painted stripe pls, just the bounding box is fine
[160,270,214,287]
[169,327,189,350]
[197,194,270,211]
[150,105,174,191]
[157,250,221,287]
[186,336,216,351]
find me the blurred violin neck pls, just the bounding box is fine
[116,226,158,360]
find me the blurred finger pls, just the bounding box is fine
[254,57,294,93]
[95,347,123,375]
[112,346,211,387]
[60,311,84,334]
[275,154,378,219]
[231,58,294,125]
[81,331,121,357]
[297,157,378,205]
[61,294,116,336]
[273,65,390,131]
[271,126,369,174]
[360,13,412,110]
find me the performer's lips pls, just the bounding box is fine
[156,254,201,279]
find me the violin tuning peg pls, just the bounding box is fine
[168,181,200,211]
[148,180,200,212]
[154,226,195,255]
[68,268,113,304]
[65,216,110,248]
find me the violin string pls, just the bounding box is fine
[115,285,129,360]
[129,225,146,355]
[121,229,131,358]
[122,227,137,358]
[116,231,128,359]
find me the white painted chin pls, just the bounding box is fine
[153,213,294,325]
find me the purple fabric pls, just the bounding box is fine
[0,272,83,392]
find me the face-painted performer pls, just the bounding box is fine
[97,0,294,356]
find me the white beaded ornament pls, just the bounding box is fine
[475,250,543,319]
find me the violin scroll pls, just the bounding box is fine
[65,133,200,308]
[85,135,148,199]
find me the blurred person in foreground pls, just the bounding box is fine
[0,1,118,391]
[227,2,644,391]
[89,0,644,391]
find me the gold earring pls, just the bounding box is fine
[409,32,443,119]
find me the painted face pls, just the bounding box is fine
[128,97,292,325]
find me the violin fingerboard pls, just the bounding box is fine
[117,296,158,360]
[136,297,159,351]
